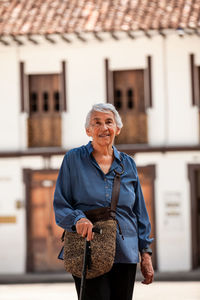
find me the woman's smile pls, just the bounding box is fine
[98,133,110,137]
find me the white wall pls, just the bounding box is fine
[28,35,166,149]
[166,34,200,145]
[1,33,199,150]
[0,48,21,150]
[0,158,25,273]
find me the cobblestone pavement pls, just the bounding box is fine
[0,282,199,300]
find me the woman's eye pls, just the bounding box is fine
[106,121,113,125]
[94,122,101,126]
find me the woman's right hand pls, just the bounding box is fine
[76,218,94,241]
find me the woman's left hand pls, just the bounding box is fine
[140,253,154,284]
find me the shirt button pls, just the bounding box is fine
[105,186,108,189]
[106,194,109,197]
[104,178,107,181]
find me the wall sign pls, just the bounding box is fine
[163,192,183,230]
[0,216,16,223]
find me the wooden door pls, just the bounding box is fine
[113,70,148,144]
[196,171,200,266]
[194,169,200,267]
[138,165,156,268]
[27,170,64,272]
[28,74,62,147]
[188,164,200,269]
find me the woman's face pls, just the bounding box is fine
[86,111,121,147]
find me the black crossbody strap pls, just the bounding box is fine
[110,174,121,212]
[110,162,124,212]
[110,162,125,240]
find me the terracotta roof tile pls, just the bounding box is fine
[0,0,200,36]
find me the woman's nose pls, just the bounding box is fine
[101,123,109,129]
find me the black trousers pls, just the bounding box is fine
[73,263,137,300]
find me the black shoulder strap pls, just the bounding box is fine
[110,174,121,212]
[110,162,124,212]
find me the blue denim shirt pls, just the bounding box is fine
[53,141,153,263]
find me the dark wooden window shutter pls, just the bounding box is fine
[105,58,114,104]
[113,69,148,144]
[20,62,25,112]
[144,56,153,109]
[20,61,29,113]
[20,61,26,112]
[61,61,67,111]
[190,54,200,107]
[28,74,62,147]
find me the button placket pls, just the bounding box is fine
[104,176,112,204]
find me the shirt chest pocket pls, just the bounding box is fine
[117,179,137,208]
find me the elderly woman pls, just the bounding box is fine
[54,103,154,300]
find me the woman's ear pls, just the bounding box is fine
[86,127,92,137]
[115,127,121,136]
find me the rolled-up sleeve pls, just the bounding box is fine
[134,172,154,251]
[53,154,86,231]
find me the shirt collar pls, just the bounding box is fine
[86,141,121,162]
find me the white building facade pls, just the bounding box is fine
[0,1,200,274]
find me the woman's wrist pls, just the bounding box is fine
[76,218,91,225]
[141,252,152,260]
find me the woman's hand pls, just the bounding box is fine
[140,253,154,284]
[76,218,94,241]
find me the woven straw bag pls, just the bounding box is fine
[64,218,117,279]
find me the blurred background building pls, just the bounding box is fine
[0,0,200,275]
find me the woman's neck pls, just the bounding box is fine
[91,142,113,157]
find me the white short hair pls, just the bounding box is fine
[85,103,123,129]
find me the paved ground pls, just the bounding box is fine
[1,268,200,284]
[0,282,199,300]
